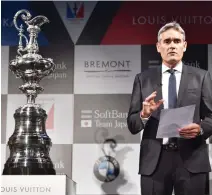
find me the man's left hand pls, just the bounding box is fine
[179,123,201,139]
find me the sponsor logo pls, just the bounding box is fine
[81,120,92,127]
[147,60,201,68]
[66,2,84,19]
[54,160,65,169]
[1,186,51,193]
[2,18,14,27]
[132,15,212,25]
[81,110,92,127]
[84,60,131,72]
[93,156,120,182]
[94,139,120,182]
[80,109,128,129]
[45,61,68,80]
[182,60,200,68]
[84,60,132,78]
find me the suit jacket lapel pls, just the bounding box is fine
[177,64,192,107]
[151,66,164,118]
[150,66,163,143]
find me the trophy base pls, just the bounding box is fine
[2,167,56,175]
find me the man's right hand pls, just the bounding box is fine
[140,91,164,118]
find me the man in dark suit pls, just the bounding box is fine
[127,22,212,195]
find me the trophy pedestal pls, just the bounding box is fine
[2,104,56,175]
[1,175,76,195]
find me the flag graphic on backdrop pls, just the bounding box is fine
[81,110,92,127]
[66,2,84,19]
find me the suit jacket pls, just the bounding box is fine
[127,64,212,175]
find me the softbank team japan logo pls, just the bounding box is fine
[81,110,92,128]
[37,99,54,130]
[66,2,84,19]
[80,109,128,129]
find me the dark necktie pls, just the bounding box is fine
[167,69,178,143]
[168,69,177,109]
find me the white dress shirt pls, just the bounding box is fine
[162,62,182,144]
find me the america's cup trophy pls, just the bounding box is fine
[2,10,56,175]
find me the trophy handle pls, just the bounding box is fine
[13,9,49,57]
[17,24,29,57]
[13,9,32,31]
[13,10,31,57]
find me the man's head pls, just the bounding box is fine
[156,22,187,68]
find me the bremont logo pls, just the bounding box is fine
[84,60,131,72]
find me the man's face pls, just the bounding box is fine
[156,28,187,67]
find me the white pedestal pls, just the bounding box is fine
[0,175,76,195]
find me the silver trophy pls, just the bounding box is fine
[2,10,56,175]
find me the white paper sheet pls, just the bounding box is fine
[156,105,196,138]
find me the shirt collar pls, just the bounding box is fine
[162,61,183,73]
